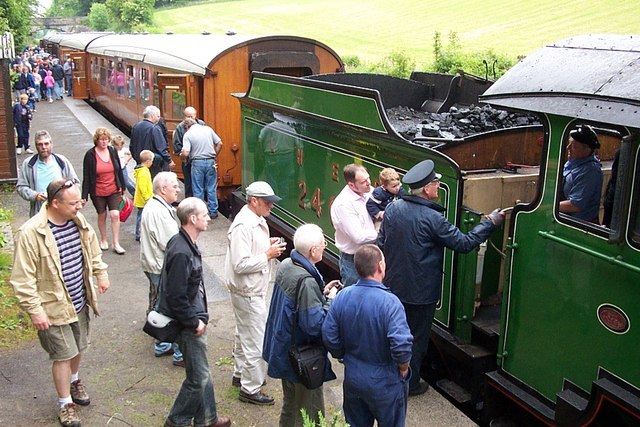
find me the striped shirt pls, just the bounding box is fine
[49,220,86,313]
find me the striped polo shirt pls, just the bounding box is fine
[49,220,86,313]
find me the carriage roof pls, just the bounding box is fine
[480,34,640,127]
[82,33,339,76]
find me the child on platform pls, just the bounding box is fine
[133,150,154,241]
[111,135,135,197]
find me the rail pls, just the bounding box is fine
[538,230,640,274]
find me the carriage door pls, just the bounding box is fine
[71,52,88,99]
[157,74,199,173]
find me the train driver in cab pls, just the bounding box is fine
[559,124,603,224]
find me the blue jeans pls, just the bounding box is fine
[167,329,220,427]
[339,252,359,287]
[54,80,64,99]
[135,207,143,241]
[64,74,72,96]
[122,167,135,197]
[191,158,218,215]
[145,272,183,362]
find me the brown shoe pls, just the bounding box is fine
[58,403,81,427]
[239,389,274,406]
[205,416,231,427]
[70,379,90,406]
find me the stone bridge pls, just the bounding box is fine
[31,16,90,33]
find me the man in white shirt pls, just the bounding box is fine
[330,164,378,286]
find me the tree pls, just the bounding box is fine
[87,3,110,31]
[105,0,154,31]
[0,0,38,50]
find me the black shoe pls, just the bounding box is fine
[408,381,429,396]
[238,389,274,406]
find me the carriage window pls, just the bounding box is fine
[126,65,136,100]
[108,61,115,91]
[140,68,150,106]
[161,89,186,120]
[112,61,125,97]
[629,152,640,246]
[557,124,605,226]
[99,59,106,87]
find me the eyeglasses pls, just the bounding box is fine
[313,239,328,248]
[52,180,75,199]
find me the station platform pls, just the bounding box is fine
[0,96,477,426]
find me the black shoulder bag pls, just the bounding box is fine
[287,275,327,390]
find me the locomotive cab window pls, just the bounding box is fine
[557,124,606,227]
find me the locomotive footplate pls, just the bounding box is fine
[426,324,496,419]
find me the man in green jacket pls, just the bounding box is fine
[10,178,109,427]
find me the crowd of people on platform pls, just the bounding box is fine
[9,86,606,427]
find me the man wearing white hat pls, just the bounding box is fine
[377,159,505,396]
[224,181,286,406]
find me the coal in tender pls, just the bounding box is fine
[386,105,541,141]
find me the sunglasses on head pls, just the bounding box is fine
[52,180,75,199]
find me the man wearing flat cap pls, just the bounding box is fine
[559,124,603,223]
[377,159,505,396]
[224,181,286,406]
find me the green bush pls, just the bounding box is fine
[367,50,415,79]
[342,54,361,70]
[301,408,349,427]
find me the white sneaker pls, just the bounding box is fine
[25,148,34,154]
[49,98,53,103]
[16,147,22,155]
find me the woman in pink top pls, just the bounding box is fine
[82,127,126,254]
[43,70,55,103]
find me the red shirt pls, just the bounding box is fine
[95,151,117,197]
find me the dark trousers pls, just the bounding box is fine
[182,162,193,198]
[403,302,437,391]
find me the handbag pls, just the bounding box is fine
[118,196,133,222]
[287,275,327,390]
[143,310,182,342]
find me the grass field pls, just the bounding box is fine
[154,0,640,70]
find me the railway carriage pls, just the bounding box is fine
[43,32,344,202]
[237,34,640,426]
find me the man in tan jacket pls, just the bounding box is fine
[10,178,109,427]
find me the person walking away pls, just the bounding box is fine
[140,172,184,366]
[173,106,204,198]
[16,130,79,217]
[263,223,341,426]
[133,150,155,242]
[111,134,136,197]
[50,58,65,100]
[10,178,110,427]
[13,93,33,155]
[180,118,223,218]
[130,105,175,178]
[44,69,55,103]
[377,159,505,396]
[32,66,42,102]
[82,127,126,255]
[329,164,378,286]
[63,58,73,96]
[224,181,286,406]
[156,198,231,427]
[322,244,413,427]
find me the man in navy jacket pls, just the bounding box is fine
[377,159,505,396]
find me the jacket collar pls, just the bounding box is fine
[401,194,445,212]
[354,278,392,292]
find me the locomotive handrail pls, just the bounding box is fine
[537,230,640,274]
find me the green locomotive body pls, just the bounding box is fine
[238,34,640,425]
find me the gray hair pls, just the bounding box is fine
[143,105,160,119]
[293,223,324,256]
[176,197,207,225]
[34,130,52,144]
[410,187,424,196]
[152,171,178,193]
